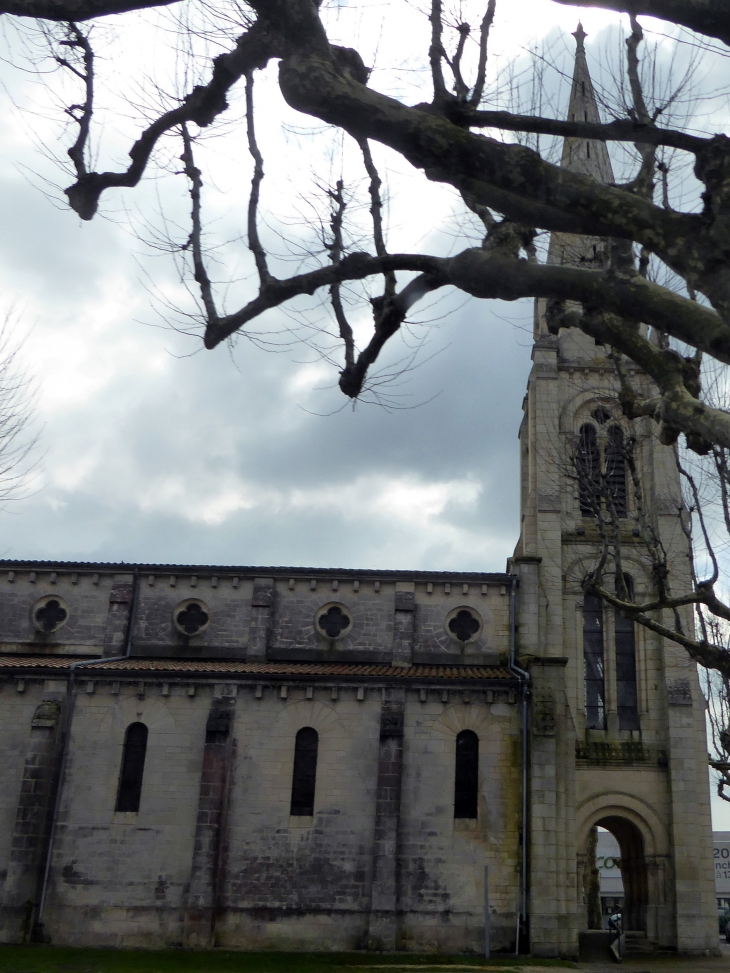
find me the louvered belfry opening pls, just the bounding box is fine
[578,424,601,515]
[605,426,628,517]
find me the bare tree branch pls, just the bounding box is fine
[65,21,278,220]
[469,0,496,108]
[0,0,181,22]
[551,0,730,47]
[180,122,218,325]
[244,70,271,287]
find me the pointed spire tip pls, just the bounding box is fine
[572,21,587,49]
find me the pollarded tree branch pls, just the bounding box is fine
[551,0,730,47]
[276,51,728,307]
[589,580,730,675]
[466,109,707,152]
[0,0,179,21]
[65,20,279,220]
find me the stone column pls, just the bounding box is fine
[184,698,235,947]
[4,693,67,942]
[367,689,405,950]
[247,578,274,659]
[528,658,578,959]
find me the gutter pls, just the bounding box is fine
[32,566,140,941]
[507,574,530,956]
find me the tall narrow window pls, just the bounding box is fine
[583,594,606,730]
[605,425,628,517]
[577,424,600,515]
[290,727,318,816]
[116,722,148,812]
[615,575,640,730]
[454,730,479,819]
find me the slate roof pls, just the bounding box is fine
[0,656,516,681]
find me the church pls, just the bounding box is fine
[0,29,719,958]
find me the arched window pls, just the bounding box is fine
[290,727,318,816]
[583,594,606,730]
[605,426,628,517]
[116,722,148,812]
[577,424,600,516]
[454,730,479,819]
[615,575,640,730]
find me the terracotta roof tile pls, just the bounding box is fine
[0,656,516,680]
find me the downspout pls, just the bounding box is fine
[508,575,530,956]
[33,565,140,940]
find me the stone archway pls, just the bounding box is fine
[594,815,648,932]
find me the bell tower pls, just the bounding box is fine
[511,24,718,958]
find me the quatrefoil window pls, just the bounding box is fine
[173,599,210,636]
[32,596,69,635]
[315,603,353,640]
[446,607,483,645]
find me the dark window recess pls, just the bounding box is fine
[578,423,601,516]
[290,727,318,816]
[586,141,591,158]
[454,729,479,818]
[116,722,148,812]
[317,605,350,639]
[34,599,67,633]
[605,425,628,517]
[582,81,586,96]
[583,594,606,730]
[591,406,611,425]
[616,575,640,730]
[176,602,209,635]
[448,609,480,643]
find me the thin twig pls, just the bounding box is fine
[469,0,495,108]
[59,23,94,180]
[359,138,395,299]
[244,70,270,286]
[451,23,470,101]
[327,180,355,369]
[180,122,218,325]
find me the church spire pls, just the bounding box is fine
[561,23,614,184]
[534,26,615,335]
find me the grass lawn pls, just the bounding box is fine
[0,947,576,973]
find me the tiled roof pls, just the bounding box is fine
[0,656,516,681]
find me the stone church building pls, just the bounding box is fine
[0,29,718,958]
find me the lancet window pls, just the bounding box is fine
[290,727,318,816]
[583,577,640,732]
[615,575,640,730]
[583,593,606,730]
[116,722,148,812]
[454,730,479,819]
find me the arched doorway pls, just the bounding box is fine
[585,815,648,932]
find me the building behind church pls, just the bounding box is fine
[0,27,719,959]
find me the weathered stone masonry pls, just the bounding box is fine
[0,566,522,952]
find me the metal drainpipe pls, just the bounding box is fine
[508,574,530,956]
[33,566,140,939]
